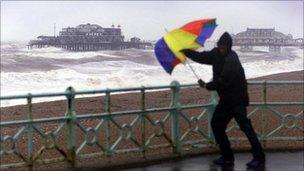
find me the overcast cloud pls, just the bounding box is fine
[1,1,303,42]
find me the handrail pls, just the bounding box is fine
[0,80,303,169]
[1,80,303,100]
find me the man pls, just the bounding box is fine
[182,32,265,168]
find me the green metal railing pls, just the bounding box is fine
[0,80,303,169]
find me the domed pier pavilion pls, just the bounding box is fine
[28,23,152,51]
[232,28,303,52]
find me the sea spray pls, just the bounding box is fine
[1,42,303,106]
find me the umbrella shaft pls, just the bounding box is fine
[186,60,200,80]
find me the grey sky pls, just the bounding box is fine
[1,1,303,42]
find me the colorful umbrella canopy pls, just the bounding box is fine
[154,18,217,74]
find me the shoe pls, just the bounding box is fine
[213,156,234,166]
[246,158,265,168]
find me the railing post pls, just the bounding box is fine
[26,94,33,170]
[207,91,218,144]
[140,87,146,158]
[105,89,112,162]
[170,81,181,154]
[65,87,76,168]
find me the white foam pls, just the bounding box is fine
[244,56,304,79]
[16,48,123,59]
[1,42,303,107]
[1,42,26,50]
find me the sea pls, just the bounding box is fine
[1,41,303,107]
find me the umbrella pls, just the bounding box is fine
[154,18,217,77]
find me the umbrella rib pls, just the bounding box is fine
[164,27,202,80]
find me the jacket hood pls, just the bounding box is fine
[217,32,233,51]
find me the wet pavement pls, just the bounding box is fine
[121,151,304,171]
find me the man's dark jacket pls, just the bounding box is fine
[183,48,249,106]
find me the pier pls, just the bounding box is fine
[232,28,303,52]
[27,23,152,51]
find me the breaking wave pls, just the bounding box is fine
[1,41,303,106]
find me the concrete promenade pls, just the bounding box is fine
[121,151,303,171]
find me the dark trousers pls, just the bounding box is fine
[211,104,265,161]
